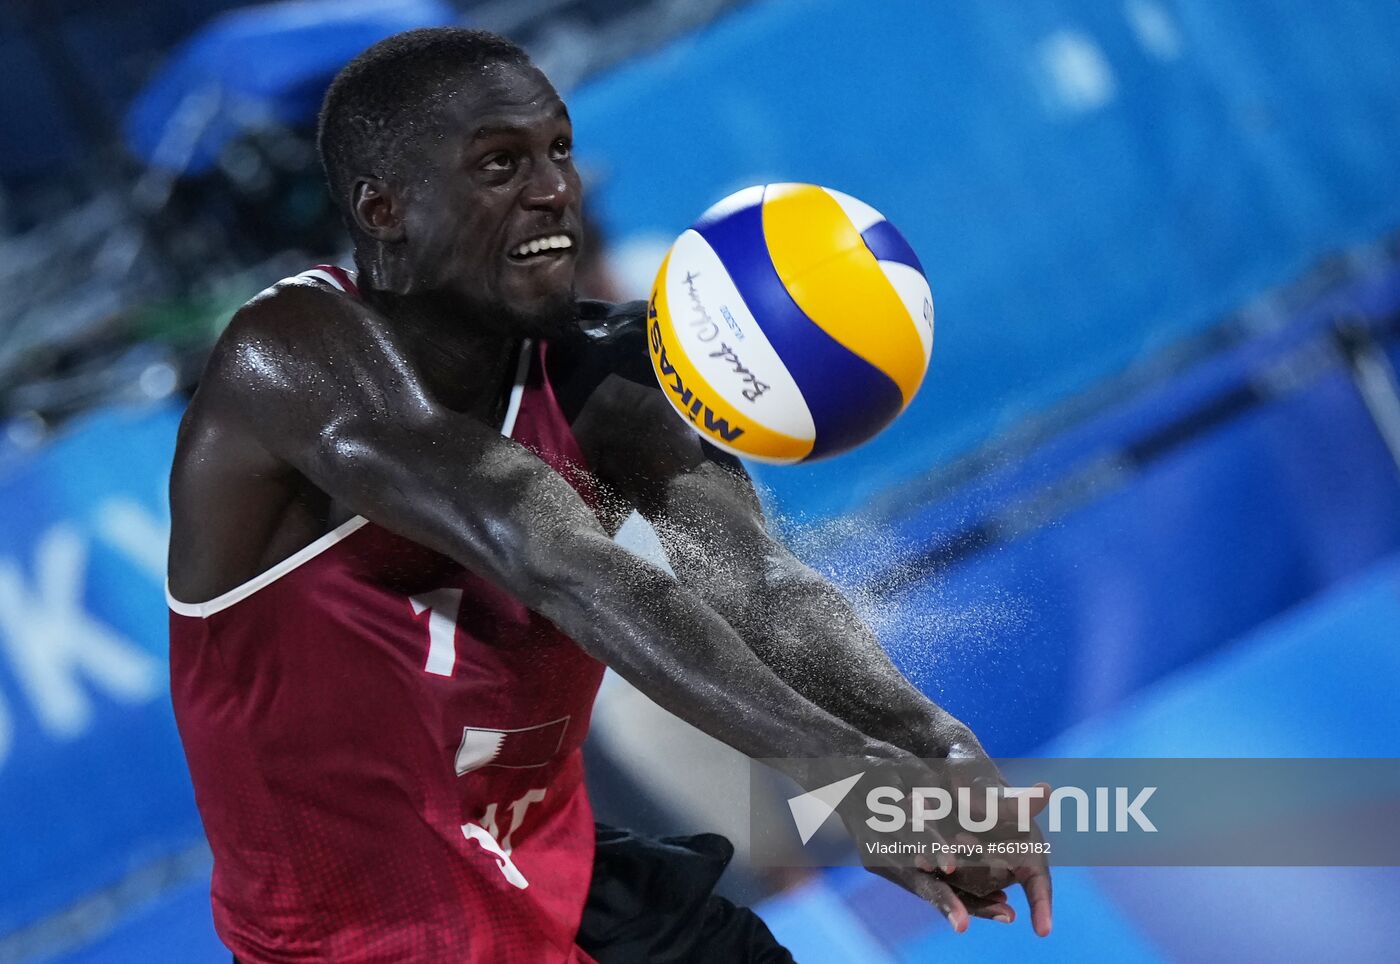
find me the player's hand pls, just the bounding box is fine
[971,786,1054,938]
[927,770,1053,938]
[867,864,1019,933]
[893,799,1053,936]
[855,739,1054,936]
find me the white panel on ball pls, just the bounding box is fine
[877,260,936,363]
[665,230,815,440]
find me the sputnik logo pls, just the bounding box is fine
[787,772,864,845]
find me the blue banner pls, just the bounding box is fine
[0,404,199,935]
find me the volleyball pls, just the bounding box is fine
[646,183,934,464]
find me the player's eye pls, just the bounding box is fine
[550,138,572,161]
[480,152,513,172]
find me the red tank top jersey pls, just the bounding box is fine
[168,267,606,963]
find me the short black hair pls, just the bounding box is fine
[317,27,531,228]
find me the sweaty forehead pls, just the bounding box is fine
[435,62,566,132]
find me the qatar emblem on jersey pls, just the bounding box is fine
[454,715,571,775]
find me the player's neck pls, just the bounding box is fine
[361,287,521,412]
[356,251,520,337]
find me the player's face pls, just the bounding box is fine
[401,63,583,336]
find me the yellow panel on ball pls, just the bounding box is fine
[760,184,928,407]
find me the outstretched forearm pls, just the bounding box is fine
[518,527,904,781]
[704,553,977,759]
[643,465,980,761]
[780,573,954,750]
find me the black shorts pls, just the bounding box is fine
[578,824,794,963]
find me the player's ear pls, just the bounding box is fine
[351,176,405,242]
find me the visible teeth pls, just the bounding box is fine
[512,235,573,257]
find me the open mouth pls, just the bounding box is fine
[508,234,575,261]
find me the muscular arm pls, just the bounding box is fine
[185,283,902,786]
[644,458,980,758]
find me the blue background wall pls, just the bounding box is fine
[0,407,198,940]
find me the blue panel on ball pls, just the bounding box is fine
[860,220,924,275]
[695,197,905,460]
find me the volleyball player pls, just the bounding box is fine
[166,28,1050,961]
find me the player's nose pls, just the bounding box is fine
[521,160,573,216]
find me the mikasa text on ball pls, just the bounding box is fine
[647,183,934,463]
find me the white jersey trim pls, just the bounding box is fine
[502,338,531,438]
[166,516,371,617]
[297,266,353,290]
[167,274,534,618]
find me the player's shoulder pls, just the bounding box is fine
[207,271,381,380]
[230,269,366,334]
[173,276,352,469]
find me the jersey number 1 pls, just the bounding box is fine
[409,588,462,676]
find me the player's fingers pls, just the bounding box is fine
[993,780,1047,826]
[924,828,957,875]
[870,865,970,932]
[914,853,956,878]
[993,782,1052,827]
[940,859,1015,901]
[961,770,1017,825]
[962,895,1015,923]
[906,870,970,933]
[1016,862,1054,937]
[900,787,958,874]
[933,814,995,877]
[925,803,961,874]
[915,853,955,876]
